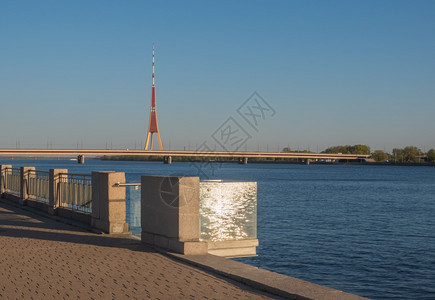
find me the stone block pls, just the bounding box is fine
[48,169,68,215]
[154,235,170,249]
[168,240,208,255]
[141,232,155,245]
[141,176,203,254]
[20,166,35,204]
[206,239,259,258]
[0,165,12,195]
[91,171,128,234]
[141,176,200,240]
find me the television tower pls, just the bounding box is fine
[144,42,163,150]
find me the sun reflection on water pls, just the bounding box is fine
[200,181,257,242]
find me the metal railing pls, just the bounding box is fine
[5,168,21,196]
[58,173,92,213]
[114,182,141,187]
[27,170,50,203]
[114,182,141,234]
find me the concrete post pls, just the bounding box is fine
[77,155,85,164]
[163,156,172,164]
[0,165,12,196]
[141,176,207,255]
[238,157,248,164]
[91,171,129,234]
[20,166,35,205]
[48,168,68,215]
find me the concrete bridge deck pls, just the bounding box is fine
[0,200,367,300]
[0,148,370,160]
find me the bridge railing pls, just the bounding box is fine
[4,168,21,196]
[58,173,92,213]
[27,170,50,203]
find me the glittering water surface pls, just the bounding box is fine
[200,181,257,241]
[2,158,435,299]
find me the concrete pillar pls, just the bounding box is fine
[48,168,68,215]
[141,176,207,255]
[77,155,85,164]
[0,165,12,196]
[91,171,129,234]
[20,166,35,205]
[163,156,172,164]
[238,157,248,164]
[305,159,311,165]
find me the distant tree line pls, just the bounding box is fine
[283,144,435,163]
[322,144,371,155]
[372,146,435,163]
[282,147,314,153]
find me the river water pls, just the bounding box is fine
[1,158,434,299]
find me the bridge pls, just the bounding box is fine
[0,46,372,165]
[0,148,370,164]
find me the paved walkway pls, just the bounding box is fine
[0,201,278,299]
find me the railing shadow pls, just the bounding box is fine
[0,202,153,253]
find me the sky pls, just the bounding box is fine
[1,0,434,153]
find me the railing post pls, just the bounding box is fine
[20,166,35,205]
[0,165,12,196]
[48,168,68,215]
[91,171,129,234]
[140,176,207,255]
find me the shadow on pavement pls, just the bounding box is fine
[0,200,153,253]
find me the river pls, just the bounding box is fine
[1,158,434,299]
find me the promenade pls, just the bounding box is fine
[0,201,276,299]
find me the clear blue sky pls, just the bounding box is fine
[1,0,434,152]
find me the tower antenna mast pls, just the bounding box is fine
[144,42,163,150]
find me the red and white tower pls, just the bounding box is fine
[144,42,163,150]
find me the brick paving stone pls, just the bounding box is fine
[0,202,278,299]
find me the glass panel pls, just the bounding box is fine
[126,185,141,235]
[200,181,257,242]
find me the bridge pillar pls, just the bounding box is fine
[48,168,68,215]
[77,155,85,164]
[239,157,248,165]
[20,166,35,205]
[0,165,12,196]
[305,159,311,165]
[163,156,172,164]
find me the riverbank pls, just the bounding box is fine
[0,200,366,299]
[99,155,435,166]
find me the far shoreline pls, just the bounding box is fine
[98,155,435,167]
[1,156,434,167]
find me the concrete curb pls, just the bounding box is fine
[165,253,369,300]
